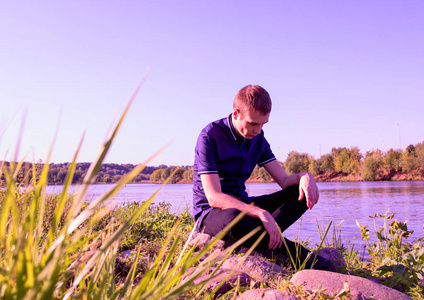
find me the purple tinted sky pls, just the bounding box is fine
[1,1,423,166]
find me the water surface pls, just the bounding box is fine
[46,181,424,253]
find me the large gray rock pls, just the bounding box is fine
[315,247,346,272]
[117,250,152,264]
[290,270,413,300]
[236,288,298,300]
[188,232,235,252]
[183,267,252,297]
[221,255,288,282]
[119,250,134,258]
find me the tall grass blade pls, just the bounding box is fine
[64,169,168,299]
[130,206,259,299]
[72,69,150,219]
[308,221,332,269]
[175,219,198,266]
[120,245,142,298]
[12,110,26,164]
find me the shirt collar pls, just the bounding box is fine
[226,114,245,142]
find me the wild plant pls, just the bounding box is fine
[356,209,424,292]
[315,217,362,270]
[111,201,192,253]
[316,217,344,250]
[278,221,332,272]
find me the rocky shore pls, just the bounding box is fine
[117,232,418,299]
[183,232,415,299]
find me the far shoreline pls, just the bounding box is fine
[45,173,423,186]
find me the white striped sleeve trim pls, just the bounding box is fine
[258,157,276,167]
[198,170,218,175]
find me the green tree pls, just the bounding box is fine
[182,167,194,181]
[308,158,320,176]
[161,168,172,181]
[401,144,418,173]
[348,147,362,174]
[250,166,260,178]
[332,147,348,173]
[415,141,424,167]
[385,148,402,171]
[170,166,186,183]
[57,169,68,184]
[284,151,309,175]
[362,150,385,181]
[319,154,335,172]
[103,174,112,183]
[333,147,362,174]
[150,169,164,182]
[258,167,272,182]
[113,174,122,182]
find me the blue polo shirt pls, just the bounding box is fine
[192,114,276,231]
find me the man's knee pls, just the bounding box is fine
[222,208,244,219]
[284,184,300,198]
[285,185,308,204]
[202,208,244,235]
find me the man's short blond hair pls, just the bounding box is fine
[233,85,272,115]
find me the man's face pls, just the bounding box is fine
[232,107,270,139]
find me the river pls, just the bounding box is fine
[46,181,424,255]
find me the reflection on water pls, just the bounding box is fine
[46,181,424,253]
[247,181,424,253]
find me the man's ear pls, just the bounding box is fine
[233,108,240,119]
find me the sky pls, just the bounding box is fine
[1,1,423,166]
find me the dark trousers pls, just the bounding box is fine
[201,185,309,257]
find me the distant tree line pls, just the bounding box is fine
[0,162,192,185]
[142,140,424,183]
[282,141,424,181]
[2,140,423,185]
[150,166,193,184]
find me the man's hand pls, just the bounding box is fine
[298,173,319,209]
[260,211,283,250]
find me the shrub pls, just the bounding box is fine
[284,151,309,175]
[362,150,385,181]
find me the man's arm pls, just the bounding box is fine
[263,160,319,209]
[200,173,283,250]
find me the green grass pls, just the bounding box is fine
[2,174,424,299]
[0,76,258,299]
[97,202,424,299]
[1,76,423,299]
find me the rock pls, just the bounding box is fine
[339,290,368,300]
[236,288,298,300]
[369,277,383,285]
[315,247,346,272]
[187,232,214,250]
[117,250,152,264]
[237,247,290,267]
[115,250,153,283]
[183,267,252,297]
[188,232,235,252]
[290,270,413,300]
[221,255,288,282]
[119,250,134,258]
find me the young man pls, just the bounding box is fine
[192,85,329,269]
